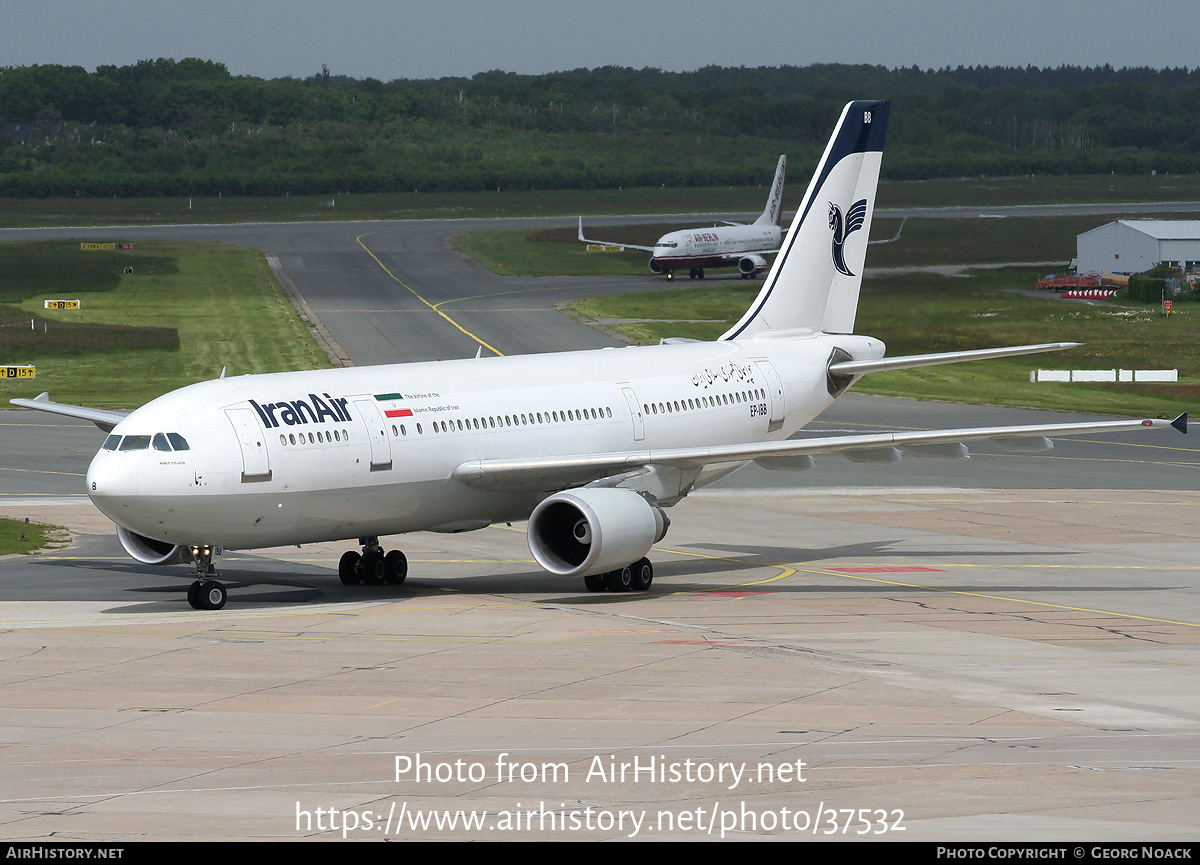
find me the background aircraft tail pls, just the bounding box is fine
[752,154,787,226]
[722,100,889,340]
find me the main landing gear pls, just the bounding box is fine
[583,557,653,593]
[187,544,227,610]
[688,268,705,280]
[339,537,407,587]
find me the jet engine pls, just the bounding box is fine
[116,525,191,566]
[738,253,767,277]
[527,488,669,578]
[648,258,665,275]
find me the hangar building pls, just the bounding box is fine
[1077,220,1200,274]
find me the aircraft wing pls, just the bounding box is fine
[452,413,1187,492]
[577,217,656,253]
[10,392,128,433]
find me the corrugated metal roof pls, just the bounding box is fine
[1114,220,1200,240]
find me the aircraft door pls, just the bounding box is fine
[621,386,645,441]
[754,360,786,432]
[352,398,393,471]
[226,407,272,482]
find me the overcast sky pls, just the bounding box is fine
[4,0,1197,81]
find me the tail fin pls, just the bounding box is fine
[722,100,889,341]
[752,154,787,226]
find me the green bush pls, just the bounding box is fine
[1128,272,1168,303]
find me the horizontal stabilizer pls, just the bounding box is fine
[11,392,127,432]
[828,342,1082,378]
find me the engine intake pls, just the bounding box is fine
[117,525,190,566]
[738,253,767,276]
[528,488,669,577]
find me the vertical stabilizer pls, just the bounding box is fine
[722,100,889,340]
[753,154,787,226]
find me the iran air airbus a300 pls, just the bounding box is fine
[577,154,787,280]
[13,100,1187,610]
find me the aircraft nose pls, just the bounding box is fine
[86,452,139,515]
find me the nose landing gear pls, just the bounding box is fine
[187,544,226,610]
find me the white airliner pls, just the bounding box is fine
[13,100,1186,611]
[577,154,787,280]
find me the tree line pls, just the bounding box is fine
[2,59,1200,198]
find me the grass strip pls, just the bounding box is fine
[0,517,62,555]
[0,241,330,408]
[4,174,1200,229]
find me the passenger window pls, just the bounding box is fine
[102,434,121,451]
[167,433,190,450]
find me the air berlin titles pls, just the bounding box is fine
[249,393,351,428]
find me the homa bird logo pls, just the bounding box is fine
[828,198,868,277]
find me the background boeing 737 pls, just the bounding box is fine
[578,154,786,280]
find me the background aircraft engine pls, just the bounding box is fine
[116,525,191,565]
[527,488,669,577]
[738,253,767,276]
[648,258,665,274]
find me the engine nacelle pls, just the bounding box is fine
[648,257,665,275]
[117,525,191,566]
[738,253,767,276]
[528,488,669,578]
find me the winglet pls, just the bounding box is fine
[578,216,585,243]
[1171,412,1188,434]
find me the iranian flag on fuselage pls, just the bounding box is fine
[374,392,413,418]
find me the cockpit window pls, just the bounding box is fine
[167,433,190,450]
[152,433,171,452]
[102,434,121,451]
[118,435,151,451]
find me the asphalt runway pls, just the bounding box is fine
[0,210,1198,841]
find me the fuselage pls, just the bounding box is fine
[650,223,781,272]
[86,333,883,550]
